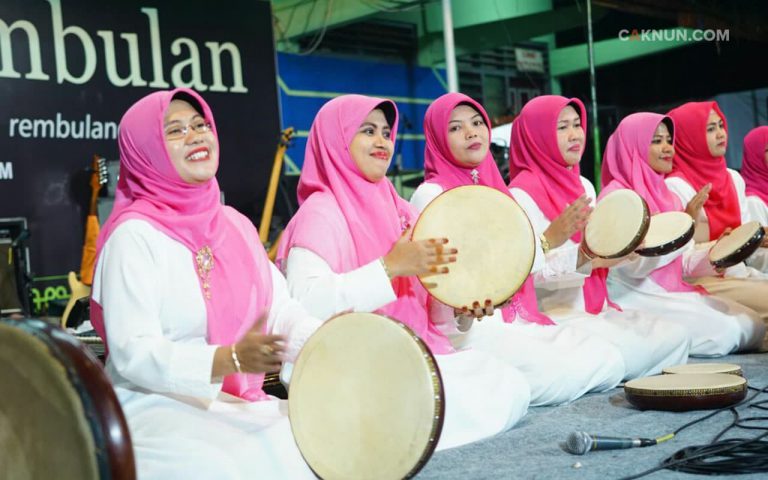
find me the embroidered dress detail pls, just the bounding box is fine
[196,246,214,299]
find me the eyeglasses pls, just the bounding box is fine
[164,119,212,140]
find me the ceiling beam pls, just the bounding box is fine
[549,27,697,77]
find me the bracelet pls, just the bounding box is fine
[379,257,393,280]
[539,234,550,254]
[230,344,243,374]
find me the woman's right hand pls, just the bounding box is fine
[212,315,286,379]
[233,315,286,374]
[685,183,711,220]
[382,226,457,279]
[543,194,592,250]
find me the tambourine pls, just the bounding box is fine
[584,189,650,259]
[288,312,444,479]
[636,211,695,257]
[0,318,135,479]
[412,185,535,309]
[709,221,765,269]
[624,373,747,412]
[662,362,743,377]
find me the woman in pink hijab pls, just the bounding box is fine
[410,92,623,406]
[91,88,322,479]
[508,95,690,380]
[601,112,764,356]
[742,126,768,230]
[276,94,530,450]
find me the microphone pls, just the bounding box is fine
[565,431,657,455]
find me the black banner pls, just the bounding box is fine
[0,0,281,312]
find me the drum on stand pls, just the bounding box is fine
[584,189,650,259]
[288,313,444,480]
[624,373,747,412]
[636,211,695,257]
[411,185,535,309]
[662,363,743,377]
[709,221,765,269]
[0,318,135,480]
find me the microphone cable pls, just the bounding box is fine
[619,383,768,479]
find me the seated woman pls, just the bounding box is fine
[276,94,530,450]
[508,95,690,380]
[741,126,768,227]
[665,102,768,320]
[410,92,623,406]
[601,112,765,355]
[91,89,321,479]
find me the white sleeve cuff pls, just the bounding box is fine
[341,259,398,312]
[169,343,222,400]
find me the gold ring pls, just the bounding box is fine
[260,345,273,355]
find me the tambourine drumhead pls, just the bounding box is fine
[0,319,134,480]
[624,373,747,412]
[289,313,443,480]
[412,185,535,309]
[662,363,742,377]
[636,212,695,257]
[709,221,765,268]
[585,189,650,259]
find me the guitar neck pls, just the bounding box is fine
[88,189,99,216]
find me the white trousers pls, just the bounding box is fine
[433,348,530,450]
[454,317,624,406]
[609,280,765,356]
[548,308,691,380]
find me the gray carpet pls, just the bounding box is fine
[417,353,768,480]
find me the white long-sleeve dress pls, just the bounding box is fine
[92,220,321,480]
[510,178,691,380]
[606,238,765,356]
[408,182,624,406]
[666,170,768,323]
[745,194,768,226]
[745,194,768,271]
[282,244,530,450]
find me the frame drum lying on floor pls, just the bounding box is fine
[624,373,747,412]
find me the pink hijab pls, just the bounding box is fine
[601,112,705,294]
[508,95,615,315]
[422,92,554,326]
[276,95,453,354]
[742,126,768,205]
[667,101,741,240]
[91,88,272,401]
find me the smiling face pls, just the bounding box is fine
[163,99,219,184]
[446,104,489,167]
[556,105,585,166]
[348,108,393,182]
[705,109,728,157]
[647,121,675,174]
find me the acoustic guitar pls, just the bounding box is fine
[62,155,108,328]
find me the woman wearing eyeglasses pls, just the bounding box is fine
[90,88,322,479]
